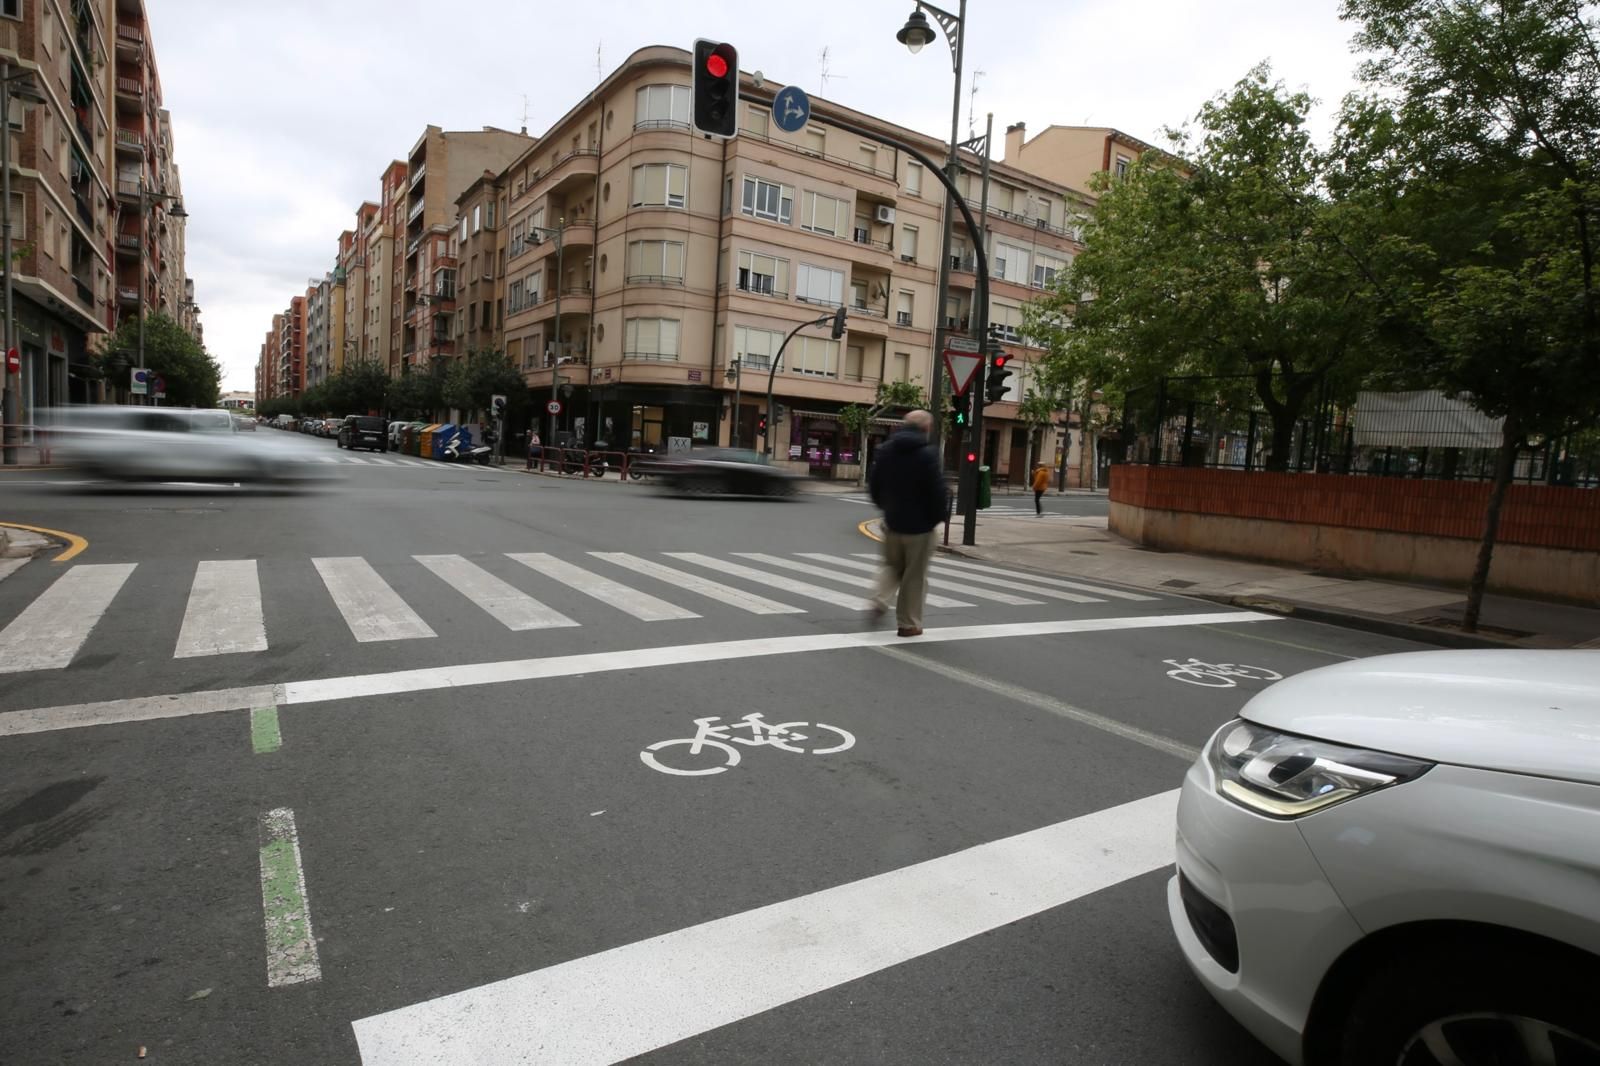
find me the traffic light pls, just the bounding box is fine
[692,40,739,139]
[949,388,970,428]
[757,414,768,436]
[985,351,1013,405]
[830,305,848,339]
[774,403,786,424]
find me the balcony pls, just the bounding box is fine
[115,231,140,259]
[540,147,600,199]
[408,162,426,189]
[114,76,143,110]
[845,227,895,268]
[116,22,143,47]
[407,197,425,223]
[895,311,913,327]
[117,286,140,306]
[116,179,140,203]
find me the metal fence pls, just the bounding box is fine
[1116,376,1600,486]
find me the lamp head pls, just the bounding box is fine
[897,9,935,53]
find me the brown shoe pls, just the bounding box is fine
[896,626,923,638]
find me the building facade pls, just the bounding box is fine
[452,169,506,360]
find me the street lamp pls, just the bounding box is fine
[526,221,566,446]
[1,61,47,465]
[725,357,743,447]
[896,1,966,456]
[134,180,185,405]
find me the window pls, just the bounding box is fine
[741,177,792,224]
[1033,253,1066,289]
[486,201,496,228]
[624,317,680,361]
[803,128,825,157]
[895,290,914,327]
[635,84,691,129]
[858,143,878,173]
[800,192,848,237]
[906,161,923,196]
[627,239,685,282]
[736,250,787,296]
[1115,155,1131,179]
[524,269,542,305]
[850,281,868,310]
[510,221,525,256]
[509,280,524,313]
[733,325,783,370]
[1,1,19,22]
[899,225,918,262]
[631,163,687,208]
[42,207,55,258]
[994,241,1031,285]
[471,205,482,233]
[891,351,911,382]
[460,217,468,241]
[743,106,769,138]
[795,264,844,306]
[990,301,1024,345]
[844,345,865,380]
[790,335,838,376]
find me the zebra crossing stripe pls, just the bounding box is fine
[734,553,974,609]
[508,554,698,622]
[932,558,1158,602]
[801,553,1044,607]
[313,557,437,642]
[343,456,370,465]
[0,563,137,673]
[925,564,1103,604]
[415,555,578,631]
[666,553,874,611]
[175,560,269,658]
[590,554,805,615]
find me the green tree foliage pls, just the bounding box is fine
[387,359,448,420]
[99,312,222,408]
[1036,67,1391,469]
[1337,0,1600,629]
[314,360,391,416]
[442,349,525,421]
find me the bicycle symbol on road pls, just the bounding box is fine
[641,713,855,776]
[1163,658,1284,688]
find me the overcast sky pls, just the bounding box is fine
[146,0,1366,391]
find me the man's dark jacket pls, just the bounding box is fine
[869,427,949,534]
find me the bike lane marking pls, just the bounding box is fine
[351,788,1179,1064]
[0,611,1280,737]
[251,706,282,754]
[258,807,322,987]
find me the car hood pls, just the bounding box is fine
[1240,650,1600,785]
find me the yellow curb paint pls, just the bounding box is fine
[857,518,882,543]
[0,521,89,563]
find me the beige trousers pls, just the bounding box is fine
[874,530,937,629]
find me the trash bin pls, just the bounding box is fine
[407,422,426,456]
[977,466,992,509]
[429,424,456,460]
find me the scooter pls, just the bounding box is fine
[442,435,494,465]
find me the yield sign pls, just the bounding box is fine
[943,350,983,396]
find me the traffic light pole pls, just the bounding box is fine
[763,309,843,458]
[957,113,995,546]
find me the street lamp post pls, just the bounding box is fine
[897,1,966,457]
[527,222,566,446]
[135,178,185,406]
[726,357,742,447]
[764,307,847,459]
[1,61,47,465]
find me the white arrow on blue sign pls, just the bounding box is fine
[772,86,811,134]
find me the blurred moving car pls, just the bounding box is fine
[1170,650,1600,1066]
[653,448,801,496]
[51,406,311,483]
[339,415,388,451]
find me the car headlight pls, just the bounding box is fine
[1207,719,1432,818]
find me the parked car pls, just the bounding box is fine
[652,448,801,496]
[1170,649,1600,1066]
[339,415,388,452]
[388,421,407,449]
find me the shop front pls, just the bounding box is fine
[784,409,898,481]
[563,381,723,456]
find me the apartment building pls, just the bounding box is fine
[329,234,350,376]
[1000,123,1162,190]
[276,297,305,399]
[343,205,375,364]
[452,169,506,357]
[496,45,1087,479]
[304,278,330,388]
[401,125,531,371]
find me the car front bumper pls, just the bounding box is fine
[1168,755,1365,1066]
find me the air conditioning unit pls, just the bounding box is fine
[530,232,543,245]
[874,205,895,225]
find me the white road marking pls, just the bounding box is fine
[343,456,370,465]
[351,789,1180,1065]
[666,552,873,611]
[0,611,1278,737]
[258,807,321,987]
[175,560,268,658]
[313,557,436,642]
[312,456,340,464]
[926,564,1103,604]
[0,557,28,583]
[0,563,136,673]
[735,553,973,609]
[415,554,577,631]
[363,456,394,466]
[590,553,803,615]
[801,553,1044,606]
[508,553,697,622]
[931,557,1159,602]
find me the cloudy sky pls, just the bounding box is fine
[146,0,1367,391]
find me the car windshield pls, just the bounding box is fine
[191,411,236,434]
[353,417,385,430]
[692,448,766,465]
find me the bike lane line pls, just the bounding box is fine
[351,787,1179,1064]
[258,807,322,987]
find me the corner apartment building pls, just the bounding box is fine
[400,125,531,372]
[0,0,194,418]
[498,46,1088,479]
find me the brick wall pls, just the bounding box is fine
[1111,465,1600,553]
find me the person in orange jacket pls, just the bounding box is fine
[1032,463,1050,514]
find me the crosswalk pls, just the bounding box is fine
[832,493,1104,520]
[303,455,447,468]
[0,551,1156,675]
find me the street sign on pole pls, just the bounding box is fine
[130,368,149,396]
[772,86,810,133]
[153,375,166,400]
[942,350,983,396]
[546,400,563,416]
[4,347,16,373]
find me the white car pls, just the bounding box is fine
[51,406,305,483]
[1170,650,1600,1066]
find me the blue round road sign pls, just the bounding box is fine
[772,86,811,134]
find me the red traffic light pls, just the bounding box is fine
[966,452,977,463]
[705,53,728,78]
[992,353,1009,368]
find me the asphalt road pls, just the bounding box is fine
[0,433,1428,1065]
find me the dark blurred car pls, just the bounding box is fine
[655,448,800,496]
[339,415,388,452]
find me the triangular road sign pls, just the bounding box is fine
[943,350,983,395]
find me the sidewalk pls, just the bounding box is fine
[931,513,1600,650]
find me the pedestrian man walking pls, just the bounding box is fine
[868,409,948,637]
[1032,463,1050,515]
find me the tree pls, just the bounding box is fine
[99,311,221,408]
[387,359,448,420]
[1338,0,1600,629]
[1045,67,1392,469]
[442,349,525,424]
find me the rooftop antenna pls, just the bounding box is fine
[819,46,846,97]
[967,69,985,140]
[596,41,603,84]
[520,94,531,135]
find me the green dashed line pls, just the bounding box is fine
[251,706,282,753]
[258,807,321,986]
